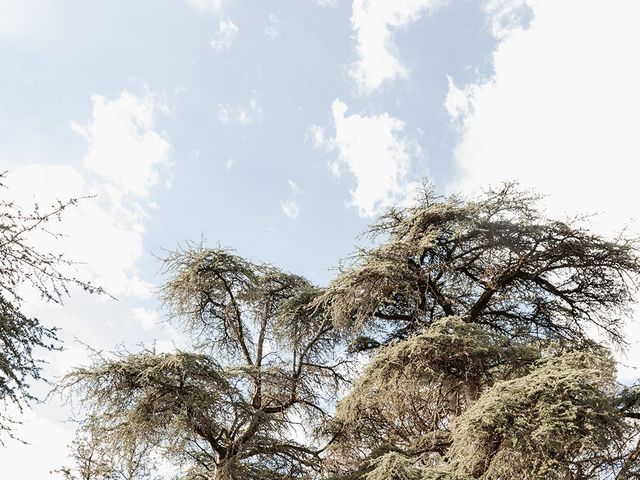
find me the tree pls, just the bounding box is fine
[319,184,640,479]
[53,417,162,480]
[60,247,347,480]
[0,172,101,440]
[60,184,640,479]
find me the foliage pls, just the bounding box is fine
[321,184,640,480]
[319,184,640,347]
[363,452,424,480]
[326,317,536,471]
[447,348,629,479]
[61,247,348,479]
[0,171,101,440]
[60,184,640,479]
[53,417,161,480]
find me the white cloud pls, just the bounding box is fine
[211,18,239,51]
[444,75,477,124]
[7,89,172,299]
[1,407,75,478]
[2,87,173,468]
[350,0,446,93]
[486,0,533,40]
[307,125,330,149]
[280,180,302,219]
[287,179,301,195]
[185,0,223,13]
[71,90,171,198]
[313,99,422,217]
[280,199,300,219]
[225,157,238,170]
[448,0,640,234]
[185,0,238,52]
[315,0,337,7]
[53,343,92,377]
[217,92,263,125]
[131,307,159,331]
[217,105,251,124]
[264,13,279,38]
[446,0,640,380]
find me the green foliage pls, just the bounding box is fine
[62,351,236,450]
[363,452,424,480]
[59,184,640,479]
[53,417,161,480]
[319,184,640,346]
[62,247,346,479]
[328,317,536,467]
[448,348,625,479]
[322,184,640,480]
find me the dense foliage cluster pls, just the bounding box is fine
[56,185,640,479]
[320,185,640,479]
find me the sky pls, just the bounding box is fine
[1,0,640,476]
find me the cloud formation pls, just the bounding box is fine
[131,306,159,331]
[447,0,640,233]
[9,90,172,299]
[281,179,301,219]
[71,90,171,198]
[445,0,640,380]
[485,0,533,39]
[211,18,239,51]
[185,0,223,14]
[350,0,445,93]
[185,0,237,53]
[217,92,263,125]
[312,99,421,217]
[264,13,279,38]
[280,199,300,219]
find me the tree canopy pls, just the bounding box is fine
[0,172,101,440]
[320,184,638,347]
[61,247,347,479]
[320,185,640,479]
[61,184,640,479]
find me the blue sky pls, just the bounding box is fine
[2,0,640,475]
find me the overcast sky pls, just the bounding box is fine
[2,0,640,476]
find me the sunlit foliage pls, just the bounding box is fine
[61,247,347,479]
